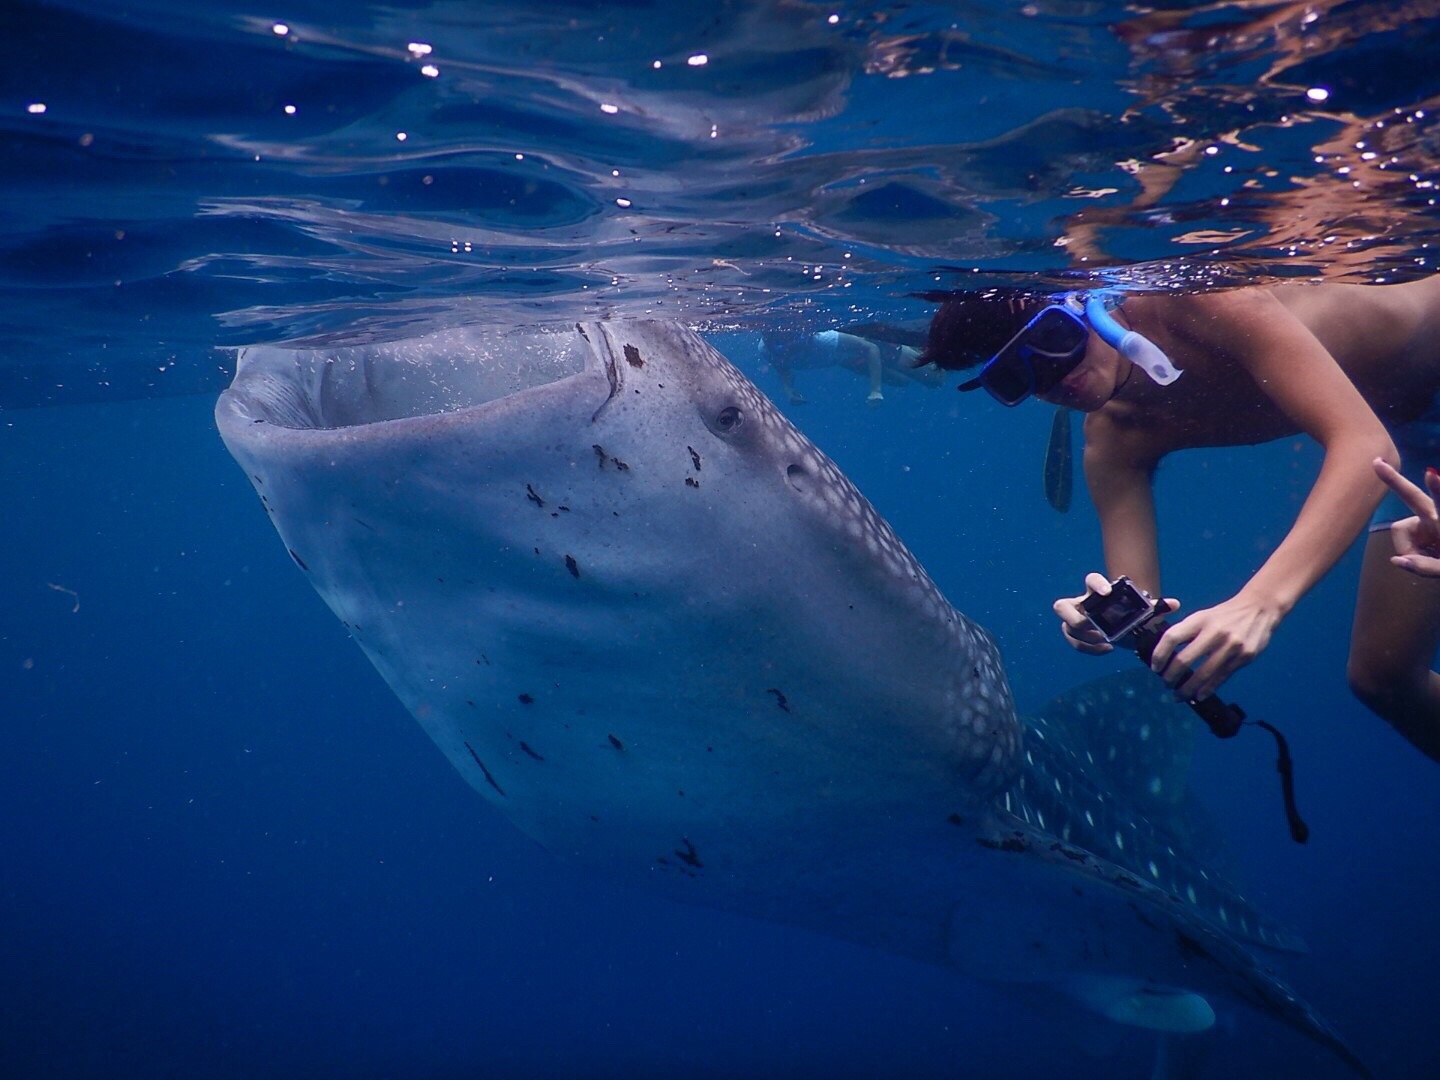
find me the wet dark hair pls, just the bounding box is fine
[917,288,1051,371]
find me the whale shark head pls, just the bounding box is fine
[216,320,1019,872]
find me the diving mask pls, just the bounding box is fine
[956,305,1089,406]
[957,293,1181,406]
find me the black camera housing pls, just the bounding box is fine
[1078,575,1243,740]
[1075,577,1307,842]
[1078,576,1163,643]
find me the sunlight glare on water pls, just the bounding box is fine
[3,1,1440,391]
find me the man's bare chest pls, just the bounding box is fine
[1099,386,1299,460]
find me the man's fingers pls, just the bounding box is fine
[1178,660,1222,701]
[1393,516,1440,559]
[1149,618,1194,673]
[1375,457,1439,520]
[1058,611,1111,651]
[1394,522,1429,561]
[1175,639,1237,700]
[1154,618,1232,697]
[1056,572,1116,632]
[1062,628,1112,655]
[1391,553,1440,578]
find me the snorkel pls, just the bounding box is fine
[957,289,1182,406]
[1080,293,1182,386]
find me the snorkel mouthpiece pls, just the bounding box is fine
[1083,294,1182,386]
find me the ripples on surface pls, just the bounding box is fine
[3,0,1440,398]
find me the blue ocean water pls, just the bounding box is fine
[5,2,1440,1077]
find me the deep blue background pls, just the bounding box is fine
[5,355,1440,1078]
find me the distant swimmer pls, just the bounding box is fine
[760,329,943,406]
[920,278,1440,761]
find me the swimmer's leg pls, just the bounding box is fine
[829,331,884,403]
[879,347,921,387]
[865,343,884,405]
[1347,529,1440,760]
[879,344,943,388]
[777,362,806,404]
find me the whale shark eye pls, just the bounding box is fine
[713,405,744,433]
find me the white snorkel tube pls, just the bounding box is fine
[1082,293,1182,386]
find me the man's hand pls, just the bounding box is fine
[1374,456,1440,577]
[1053,572,1181,656]
[1148,595,1279,701]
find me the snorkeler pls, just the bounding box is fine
[761,329,943,406]
[920,279,1440,760]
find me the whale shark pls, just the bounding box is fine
[215,320,1365,1074]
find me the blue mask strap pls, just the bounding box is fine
[1083,294,1182,386]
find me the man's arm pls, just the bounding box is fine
[1052,418,1165,654]
[1084,417,1163,594]
[1148,289,1398,698]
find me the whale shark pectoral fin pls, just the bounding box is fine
[1058,975,1215,1033]
[950,819,1370,1077]
[1019,670,1306,954]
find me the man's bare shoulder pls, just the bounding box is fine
[1124,287,1289,343]
[1270,279,1440,404]
[1113,283,1423,445]
[1082,405,1169,467]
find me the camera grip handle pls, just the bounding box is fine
[1115,598,1306,842]
[1124,609,1244,739]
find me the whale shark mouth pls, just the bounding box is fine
[223,325,595,431]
